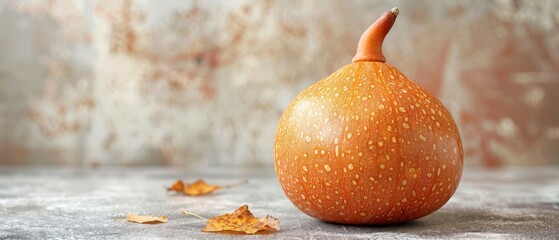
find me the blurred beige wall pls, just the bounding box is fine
[0,0,558,167]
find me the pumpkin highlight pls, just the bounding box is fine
[274,8,463,224]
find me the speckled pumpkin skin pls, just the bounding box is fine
[274,61,463,224]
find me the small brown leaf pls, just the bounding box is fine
[183,179,220,196]
[167,179,247,196]
[185,205,280,234]
[167,180,184,192]
[126,214,168,224]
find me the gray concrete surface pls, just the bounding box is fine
[0,166,558,239]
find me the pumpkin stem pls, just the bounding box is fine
[352,7,399,63]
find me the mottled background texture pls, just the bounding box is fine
[0,0,558,167]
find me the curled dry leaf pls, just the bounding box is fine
[183,179,221,196]
[167,179,247,196]
[126,214,168,224]
[167,180,184,192]
[184,205,280,234]
[167,179,220,196]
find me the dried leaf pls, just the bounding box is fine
[185,205,280,234]
[126,214,168,224]
[183,179,220,196]
[167,179,247,196]
[167,180,185,192]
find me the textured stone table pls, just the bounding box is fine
[1,166,558,239]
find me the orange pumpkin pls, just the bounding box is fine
[274,8,463,224]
